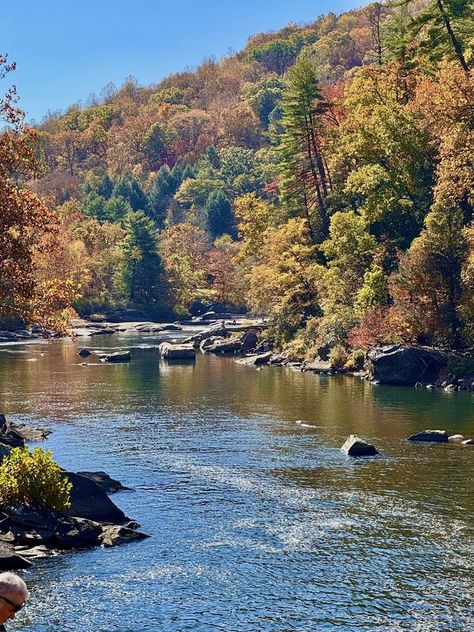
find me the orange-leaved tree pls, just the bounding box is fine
[0,54,77,330]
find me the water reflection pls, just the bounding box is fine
[0,337,472,631]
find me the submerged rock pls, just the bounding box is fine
[341,435,378,456]
[407,430,448,442]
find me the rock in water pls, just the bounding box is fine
[448,434,465,443]
[99,525,150,547]
[159,343,196,360]
[105,351,131,363]
[341,435,378,456]
[407,430,448,442]
[78,348,92,357]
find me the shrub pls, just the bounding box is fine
[328,344,349,370]
[0,447,72,511]
[344,349,366,371]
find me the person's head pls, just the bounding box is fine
[0,573,28,623]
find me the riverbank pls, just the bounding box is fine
[0,415,148,571]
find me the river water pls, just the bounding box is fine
[0,334,472,632]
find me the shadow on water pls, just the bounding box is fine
[0,337,472,631]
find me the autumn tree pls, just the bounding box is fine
[0,54,76,329]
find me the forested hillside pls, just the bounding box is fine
[2,0,474,356]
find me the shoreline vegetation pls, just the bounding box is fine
[0,0,473,590]
[1,1,473,367]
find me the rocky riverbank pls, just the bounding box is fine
[0,415,148,571]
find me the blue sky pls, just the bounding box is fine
[2,0,362,123]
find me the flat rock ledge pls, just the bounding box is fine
[0,504,149,569]
[341,435,378,457]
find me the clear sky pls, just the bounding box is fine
[2,0,363,123]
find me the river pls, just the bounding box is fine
[0,333,472,631]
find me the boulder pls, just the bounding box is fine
[407,429,448,442]
[367,345,456,385]
[99,525,150,547]
[184,322,229,346]
[64,472,128,523]
[0,415,25,448]
[239,331,258,352]
[448,434,465,443]
[202,311,217,321]
[302,359,332,373]
[204,338,242,354]
[76,471,130,493]
[104,351,131,363]
[341,435,379,456]
[0,550,32,570]
[78,348,92,357]
[159,343,196,361]
[54,516,102,549]
[199,336,223,352]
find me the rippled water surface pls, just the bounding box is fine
[0,335,472,631]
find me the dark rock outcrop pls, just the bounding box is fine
[341,435,379,456]
[407,430,448,442]
[367,345,456,385]
[64,472,128,523]
[76,471,131,493]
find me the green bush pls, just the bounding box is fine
[328,344,349,370]
[0,447,72,511]
[344,349,366,371]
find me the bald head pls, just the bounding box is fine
[0,572,28,604]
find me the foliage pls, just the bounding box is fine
[0,447,72,511]
[328,344,349,370]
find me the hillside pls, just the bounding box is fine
[2,0,473,355]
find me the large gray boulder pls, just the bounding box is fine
[159,342,196,361]
[367,345,456,385]
[407,429,448,442]
[341,435,379,456]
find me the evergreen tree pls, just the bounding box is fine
[112,175,149,212]
[204,190,235,238]
[278,56,332,244]
[116,211,167,307]
[148,165,176,226]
